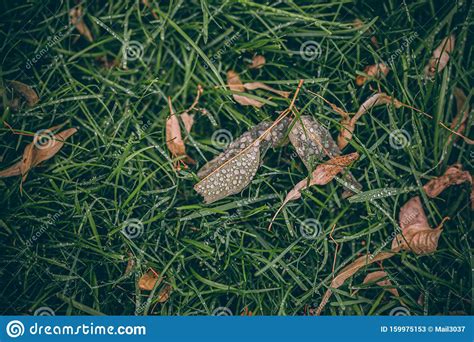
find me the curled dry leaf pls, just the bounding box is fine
[423,164,472,198]
[195,118,291,203]
[180,112,194,133]
[166,92,200,169]
[447,88,472,145]
[166,113,195,168]
[287,115,361,195]
[157,284,173,303]
[138,269,173,302]
[249,55,266,69]
[355,63,389,86]
[7,81,39,108]
[280,152,359,203]
[243,82,290,98]
[269,152,359,229]
[337,92,402,149]
[424,35,455,78]
[124,253,135,276]
[138,269,161,291]
[316,252,394,315]
[69,6,94,42]
[362,271,399,297]
[391,196,444,255]
[227,70,289,107]
[0,126,77,181]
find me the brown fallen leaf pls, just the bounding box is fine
[316,252,394,315]
[243,82,290,98]
[157,283,173,303]
[249,55,266,69]
[69,5,94,42]
[423,164,472,198]
[424,35,455,78]
[391,196,445,254]
[166,97,195,169]
[286,115,362,197]
[362,271,399,297]
[281,152,359,202]
[269,152,359,229]
[337,93,402,149]
[138,269,162,291]
[227,70,289,107]
[356,63,390,86]
[446,88,472,146]
[124,254,135,276]
[8,81,39,108]
[0,126,77,182]
[180,112,194,133]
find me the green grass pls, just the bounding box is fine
[0,0,472,316]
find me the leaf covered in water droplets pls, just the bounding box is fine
[289,116,340,170]
[195,118,290,204]
[288,115,361,194]
[195,145,260,204]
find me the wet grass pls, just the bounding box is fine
[0,0,472,316]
